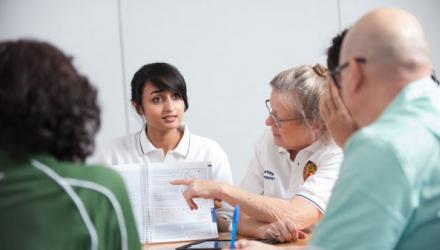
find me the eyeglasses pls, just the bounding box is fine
[432,69,439,86]
[330,57,367,89]
[265,99,301,128]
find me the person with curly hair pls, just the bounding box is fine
[0,40,139,250]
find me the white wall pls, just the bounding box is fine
[0,0,128,159]
[1,0,439,184]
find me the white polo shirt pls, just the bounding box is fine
[96,125,233,185]
[96,124,234,231]
[240,129,343,213]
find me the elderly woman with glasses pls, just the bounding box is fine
[172,64,343,242]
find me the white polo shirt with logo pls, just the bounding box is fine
[95,124,234,230]
[240,128,343,213]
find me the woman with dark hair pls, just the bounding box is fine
[0,40,139,250]
[320,28,359,148]
[97,62,233,231]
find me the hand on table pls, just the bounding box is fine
[260,219,307,243]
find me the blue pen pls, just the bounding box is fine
[229,205,240,250]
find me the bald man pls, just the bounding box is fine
[233,8,440,250]
[308,8,440,250]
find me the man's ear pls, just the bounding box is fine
[131,101,144,116]
[348,58,364,94]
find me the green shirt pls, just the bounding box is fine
[310,77,440,250]
[0,153,140,250]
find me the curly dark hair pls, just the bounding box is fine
[0,40,100,163]
[326,28,349,71]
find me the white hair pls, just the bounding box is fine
[269,64,328,140]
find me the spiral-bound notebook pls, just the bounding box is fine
[111,162,218,243]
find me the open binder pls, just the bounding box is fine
[111,161,218,243]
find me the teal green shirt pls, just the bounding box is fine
[0,153,140,250]
[310,77,440,250]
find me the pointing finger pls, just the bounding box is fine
[170,178,192,185]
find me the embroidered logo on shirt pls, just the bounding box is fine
[263,170,275,180]
[303,160,317,180]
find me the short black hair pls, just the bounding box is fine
[131,62,189,111]
[327,28,349,71]
[0,40,100,162]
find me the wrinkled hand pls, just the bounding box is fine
[233,239,277,250]
[319,78,358,148]
[170,179,224,210]
[260,219,307,243]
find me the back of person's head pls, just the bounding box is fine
[327,28,349,71]
[269,64,329,139]
[131,62,189,111]
[0,39,100,162]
